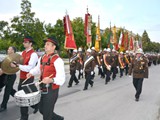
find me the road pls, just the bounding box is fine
[0,64,160,120]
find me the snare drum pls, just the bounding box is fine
[14,90,41,107]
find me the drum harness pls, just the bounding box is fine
[40,53,56,94]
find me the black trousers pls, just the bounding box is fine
[125,64,129,75]
[1,74,16,108]
[0,74,6,89]
[119,68,124,77]
[111,67,117,80]
[68,70,79,86]
[98,66,105,78]
[105,69,111,84]
[18,78,38,120]
[84,72,93,89]
[133,78,144,99]
[39,88,59,120]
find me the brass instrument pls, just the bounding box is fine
[124,55,130,64]
[103,54,111,71]
[118,56,125,69]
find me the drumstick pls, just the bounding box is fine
[23,74,53,85]
[22,77,30,84]
[37,74,53,85]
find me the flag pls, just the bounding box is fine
[63,13,77,49]
[106,23,113,49]
[118,31,122,48]
[112,25,117,44]
[107,31,113,49]
[84,10,92,47]
[124,32,129,50]
[119,30,125,52]
[129,35,134,50]
[95,16,101,51]
[112,25,118,50]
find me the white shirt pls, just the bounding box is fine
[19,49,38,72]
[29,57,66,86]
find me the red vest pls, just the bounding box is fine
[40,53,59,90]
[20,49,35,79]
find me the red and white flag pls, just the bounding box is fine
[84,11,92,47]
[63,13,77,49]
[129,36,134,50]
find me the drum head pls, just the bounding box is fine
[22,83,38,94]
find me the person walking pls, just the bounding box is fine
[10,36,39,120]
[129,48,149,101]
[27,36,65,120]
[0,46,17,112]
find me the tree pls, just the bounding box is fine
[10,0,45,50]
[72,17,86,48]
[142,30,151,52]
[51,19,65,51]
[0,21,10,39]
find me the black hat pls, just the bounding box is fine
[24,36,34,43]
[44,36,59,50]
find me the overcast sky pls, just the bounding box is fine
[0,0,160,42]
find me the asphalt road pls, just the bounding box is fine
[0,64,160,120]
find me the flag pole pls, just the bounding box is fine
[99,15,102,51]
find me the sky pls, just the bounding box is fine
[0,0,160,42]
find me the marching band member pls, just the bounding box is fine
[77,47,84,79]
[103,48,112,84]
[27,36,65,120]
[97,50,105,78]
[129,48,149,101]
[118,51,126,78]
[91,47,97,80]
[68,49,79,88]
[111,49,118,80]
[83,49,94,90]
[124,50,130,75]
[10,36,39,120]
[0,46,17,112]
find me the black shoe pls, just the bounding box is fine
[135,98,139,102]
[91,82,94,87]
[83,88,87,91]
[75,81,79,85]
[67,85,72,88]
[33,107,38,114]
[0,107,7,112]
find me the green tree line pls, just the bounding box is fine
[0,0,160,56]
